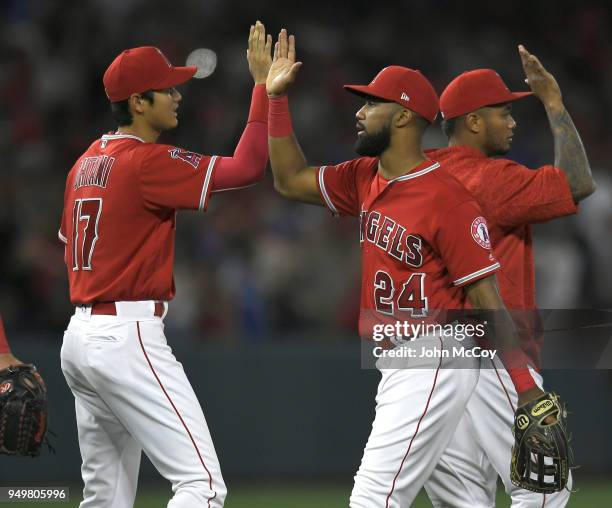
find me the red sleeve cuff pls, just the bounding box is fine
[268,95,293,137]
[501,348,538,394]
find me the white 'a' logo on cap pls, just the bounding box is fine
[371,67,389,85]
[156,48,172,68]
[401,92,410,101]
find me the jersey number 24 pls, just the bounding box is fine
[374,270,428,318]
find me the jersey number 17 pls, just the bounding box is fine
[72,198,102,271]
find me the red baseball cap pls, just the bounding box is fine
[344,66,439,123]
[103,46,197,102]
[440,69,533,120]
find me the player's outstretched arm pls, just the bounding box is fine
[266,29,323,205]
[210,21,272,192]
[464,275,546,406]
[519,44,595,202]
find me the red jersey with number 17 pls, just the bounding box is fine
[316,157,500,336]
[58,132,219,304]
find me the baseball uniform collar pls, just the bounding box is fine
[390,160,440,183]
[101,131,146,143]
[364,159,440,210]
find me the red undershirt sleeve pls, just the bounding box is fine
[210,84,269,192]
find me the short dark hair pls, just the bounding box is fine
[441,117,457,138]
[110,91,155,126]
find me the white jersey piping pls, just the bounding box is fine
[453,262,500,286]
[318,166,339,216]
[199,156,218,210]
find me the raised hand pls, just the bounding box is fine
[247,21,273,85]
[266,28,302,97]
[518,45,594,202]
[518,44,562,108]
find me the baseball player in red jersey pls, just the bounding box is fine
[58,22,272,508]
[423,46,594,507]
[0,315,23,370]
[265,30,541,507]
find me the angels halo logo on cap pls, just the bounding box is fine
[156,48,172,68]
[370,68,386,85]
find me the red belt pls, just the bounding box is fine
[91,302,165,317]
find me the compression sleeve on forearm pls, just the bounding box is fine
[0,315,10,354]
[210,84,268,191]
[268,95,293,137]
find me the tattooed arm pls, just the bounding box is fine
[519,45,595,202]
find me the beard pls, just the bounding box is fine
[483,132,512,157]
[354,124,391,157]
[485,140,511,156]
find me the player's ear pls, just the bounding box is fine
[394,107,412,128]
[464,112,482,134]
[128,93,147,115]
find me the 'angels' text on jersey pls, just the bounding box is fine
[359,209,423,267]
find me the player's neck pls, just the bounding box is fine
[448,137,486,156]
[377,149,427,180]
[117,122,161,144]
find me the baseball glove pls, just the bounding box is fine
[511,392,571,493]
[0,364,48,457]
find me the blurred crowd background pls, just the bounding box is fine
[1,0,611,341]
[2,0,612,494]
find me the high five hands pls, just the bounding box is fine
[247,21,273,85]
[266,29,302,97]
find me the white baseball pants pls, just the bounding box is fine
[425,357,571,507]
[60,302,226,508]
[350,336,480,508]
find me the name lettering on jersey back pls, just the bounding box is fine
[359,209,423,267]
[74,156,115,190]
